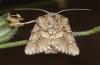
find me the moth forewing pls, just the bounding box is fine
[25,31,41,55]
[25,42,39,55]
[29,31,41,42]
[65,34,79,55]
[54,31,64,38]
[36,16,48,30]
[53,38,69,53]
[60,17,72,32]
[60,16,69,25]
[62,17,80,55]
[32,24,41,32]
[68,43,79,56]
[25,23,42,55]
[25,15,51,55]
[25,13,79,56]
[40,30,51,38]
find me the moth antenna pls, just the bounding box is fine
[57,9,91,14]
[15,8,50,14]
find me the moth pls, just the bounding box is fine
[7,8,91,56]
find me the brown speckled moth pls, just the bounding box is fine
[8,8,91,56]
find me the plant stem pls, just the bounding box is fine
[0,40,28,49]
[0,26,100,49]
[73,26,100,36]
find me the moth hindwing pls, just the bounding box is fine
[25,13,79,56]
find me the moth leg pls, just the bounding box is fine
[24,20,36,24]
[6,14,24,27]
[15,20,36,27]
[7,14,36,27]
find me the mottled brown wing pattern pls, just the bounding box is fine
[52,16,79,56]
[25,13,79,56]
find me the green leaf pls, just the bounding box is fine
[0,13,17,43]
[0,13,10,19]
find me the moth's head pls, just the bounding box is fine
[36,13,69,31]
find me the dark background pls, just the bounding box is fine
[0,0,100,65]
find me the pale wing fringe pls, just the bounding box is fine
[25,37,58,55]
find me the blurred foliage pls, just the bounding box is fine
[0,0,67,14]
[0,13,17,43]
